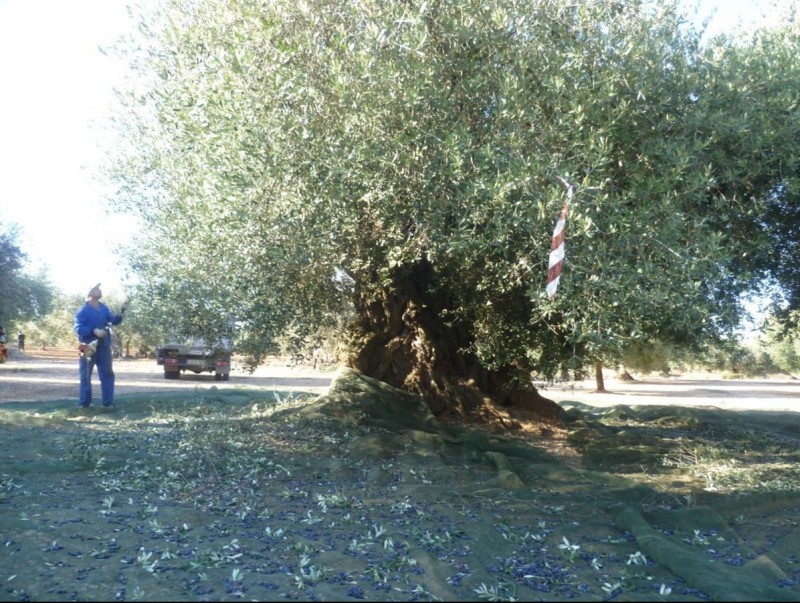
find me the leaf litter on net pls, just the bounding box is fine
[1,370,800,601]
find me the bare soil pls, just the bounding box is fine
[4,347,800,412]
[538,371,800,413]
[0,347,335,405]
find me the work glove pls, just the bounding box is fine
[93,328,107,339]
[79,340,98,359]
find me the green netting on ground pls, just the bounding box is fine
[293,369,800,601]
[1,368,799,601]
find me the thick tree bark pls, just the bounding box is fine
[344,261,564,425]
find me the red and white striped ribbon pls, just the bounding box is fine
[546,185,573,299]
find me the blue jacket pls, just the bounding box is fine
[74,302,124,347]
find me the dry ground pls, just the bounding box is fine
[0,347,334,405]
[3,347,800,412]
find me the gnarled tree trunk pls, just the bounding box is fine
[344,261,564,425]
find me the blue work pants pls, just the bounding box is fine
[79,344,115,406]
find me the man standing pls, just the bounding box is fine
[73,284,129,408]
[17,332,24,352]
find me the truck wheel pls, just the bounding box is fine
[222,373,230,381]
[214,373,222,381]
[165,371,179,380]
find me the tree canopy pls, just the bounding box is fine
[0,224,54,329]
[106,0,800,419]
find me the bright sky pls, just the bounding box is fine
[0,0,786,299]
[0,0,135,297]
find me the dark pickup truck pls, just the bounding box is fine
[156,339,232,381]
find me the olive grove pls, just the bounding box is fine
[0,225,54,330]
[105,0,800,420]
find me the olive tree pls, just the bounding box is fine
[106,0,800,419]
[19,293,83,350]
[0,224,54,330]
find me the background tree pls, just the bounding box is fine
[19,293,82,350]
[106,0,800,420]
[620,340,675,377]
[0,224,54,331]
[756,316,800,378]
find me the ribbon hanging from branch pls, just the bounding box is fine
[546,180,573,299]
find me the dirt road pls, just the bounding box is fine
[539,372,800,413]
[0,347,335,404]
[2,347,800,411]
